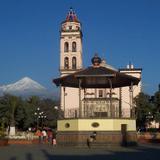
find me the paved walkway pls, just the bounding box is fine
[0,143,160,160]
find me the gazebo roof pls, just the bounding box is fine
[53,66,140,89]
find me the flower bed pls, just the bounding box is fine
[8,135,39,144]
[0,130,40,145]
[0,138,8,146]
[138,132,160,143]
[0,131,8,146]
[8,139,39,144]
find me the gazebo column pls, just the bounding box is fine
[59,84,62,119]
[108,78,113,118]
[129,82,134,118]
[84,88,86,117]
[63,87,66,118]
[79,79,82,118]
[119,87,122,118]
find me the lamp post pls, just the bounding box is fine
[34,107,40,129]
[54,105,60,120]
[41,115,47,128]
[34,108,46,129]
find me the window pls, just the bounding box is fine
[76,26,80,31]
[65,123,70,128]
[69,26,72,30]
[64,57,69,69]
[64,42,69,52]
[91,122,100,128]
[98,90,103,98]
[72,57,76,69]
[72,42,77,52]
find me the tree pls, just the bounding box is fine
[23,96,59,130]
[154,90,160,111]
[153,89,160,126]
[0,94,21,135]
[134,92,153,129]
[23,96,41,130]
[35,98,59,129]
[0,94,60,131]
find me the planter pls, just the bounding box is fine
[8,139,32,144]
[8,139,39,144]
[138,132,160,143]
[32,139,39,144]
[0,138,9,146]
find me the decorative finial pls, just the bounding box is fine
[91,53,102,67]
[65,7,79,22]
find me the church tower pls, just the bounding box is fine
[60,8,83,76]
[60,8,83,117]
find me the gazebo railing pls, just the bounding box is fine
[63,101,132,119]
[63,108,131,119]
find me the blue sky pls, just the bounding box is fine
[0,0,160,95]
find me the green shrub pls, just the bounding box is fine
[0,130,7,139]
[147,128,159,132]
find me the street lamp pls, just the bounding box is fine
[34,108,46,129]
[54,106,58,110]
[54,105,61,119]
[41,115,47,128]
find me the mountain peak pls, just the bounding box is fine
[13,77,46,90]
[21,77,33,81]
[17,77,43,87]
[0,77,49,97]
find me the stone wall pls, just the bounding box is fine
[57,131,137,147]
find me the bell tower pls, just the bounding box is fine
[60,8,83,76]
[59,8,83,118]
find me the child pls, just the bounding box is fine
[53,138,56,147]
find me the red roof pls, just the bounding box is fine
[65,7,79,22]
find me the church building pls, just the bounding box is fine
[53,8,142,146]
[59,8,142,119]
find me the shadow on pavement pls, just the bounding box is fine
[9,157,17,160]
[41,145,160,160]
[26,153,33,160]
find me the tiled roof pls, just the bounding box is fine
[53,66,140,88]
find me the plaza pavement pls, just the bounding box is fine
[0,143,160,160]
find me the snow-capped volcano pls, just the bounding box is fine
[0,77,54,99]
[0,77,45,92]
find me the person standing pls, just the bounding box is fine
[47,129,53,145]
[35,129,43,144]
[42,129,47,144]
[52,132,57,147]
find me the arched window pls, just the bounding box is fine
[64,42,69,52]
[72,42,77,52]
[64,57,69,69]
[72,57,77,69]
